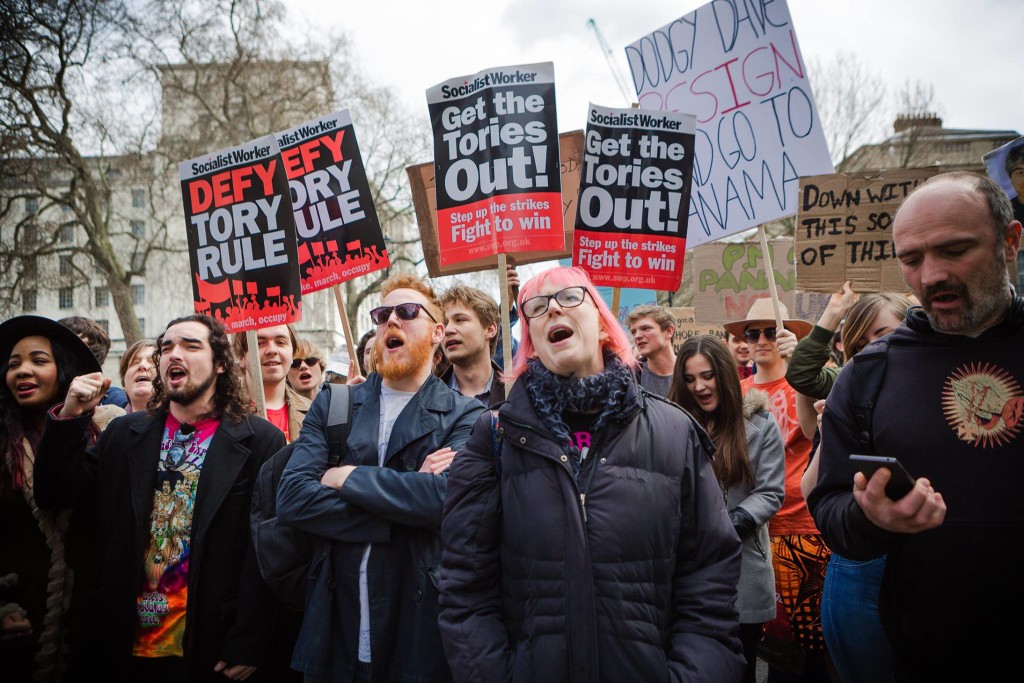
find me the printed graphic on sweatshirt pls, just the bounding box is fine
[942,362,1023,447]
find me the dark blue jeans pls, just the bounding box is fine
[821,553,894,683]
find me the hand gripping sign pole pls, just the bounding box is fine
[758,226,786,333]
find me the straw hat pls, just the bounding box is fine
[722,298,813,341]
[0,315,102,375]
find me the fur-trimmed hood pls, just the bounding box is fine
[743,389,769,419]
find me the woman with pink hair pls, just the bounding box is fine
[439,266,745,682]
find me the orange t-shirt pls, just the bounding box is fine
[741,374,819,535]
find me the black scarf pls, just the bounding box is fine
[523,353,640,479]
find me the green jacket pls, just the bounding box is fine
[785,324,841,399]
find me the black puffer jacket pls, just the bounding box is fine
[439,379,744,683]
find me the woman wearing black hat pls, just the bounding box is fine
[0,315,123,682]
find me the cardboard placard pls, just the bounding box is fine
[573,104,695,291]
[276,110,390,293]
[409,130,584,278]
[667,306,726,350]
[795,168,939,293]
[690,239,830,323]
[625,0,834,247]
[179,135,302,332]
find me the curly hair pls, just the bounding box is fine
[147,314,253,422]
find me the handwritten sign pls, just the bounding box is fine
[690,238,829,322]
[408,131,584,278]
[625,0,833,246]
[795,169,939,292]
[666,306,726,350]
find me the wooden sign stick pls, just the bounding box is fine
[245,329,267,418]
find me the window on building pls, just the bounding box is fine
[61,194,72,212]
[25,197,38,215]
[131,284,145,306]
[59,287,73,309]
[60,223,75,243]
[22,289,36,312]
[132,189,146,208]
[23,224,38,245]
[96,319,109,333]
[106,167,122,180]
[138,318,146,336]
[131,251,144,270]
[22,256,37,279]
[59,255,73,276]
[95,286,110,307]
[130,220,145,238]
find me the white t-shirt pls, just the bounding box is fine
[358,385,416,662]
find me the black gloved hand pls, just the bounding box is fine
[729,507,758,539]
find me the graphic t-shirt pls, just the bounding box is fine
[741,374,818,535]
[266,404,290,441]
[358,386,416,663]
[132,414,220,658]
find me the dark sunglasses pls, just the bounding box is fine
[291,356,320,369]
[369,302,438,326]
[743,327,778,343]
[166,423,197,469]
[521,286,589,320]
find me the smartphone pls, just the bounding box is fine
[849,455,917,500]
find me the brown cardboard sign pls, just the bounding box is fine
[408,130,584,278]
[795,168,940,293]
[666,306,726,350]
[689,239,831,323]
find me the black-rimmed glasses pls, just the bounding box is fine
[743,327,778,343]
[369,302,438,325]
[521,286,588,320]
[166,423,197,469]
[291,356,320,369]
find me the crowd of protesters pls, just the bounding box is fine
[2,171,1022,682]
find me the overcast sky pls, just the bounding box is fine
[293,0,1023,141]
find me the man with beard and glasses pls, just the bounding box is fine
[277,273,485,683]
[33,314,286,682]
[808,172,1023,681]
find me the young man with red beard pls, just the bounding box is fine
[277,273,485,683]
[33,314,286,682]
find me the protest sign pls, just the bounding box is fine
[408,131,584,278]
[572,103,696,291]
[179,135,301,333]
[276,110,389,293]
[667,306,727,350]
[625,0,833,247]
[795,168,938,293]
[690,238,829,322]
[426,62,564,267]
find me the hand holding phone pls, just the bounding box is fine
[849,455,916,500]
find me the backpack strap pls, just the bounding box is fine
[324,383,352,467]
[850,337,890,453]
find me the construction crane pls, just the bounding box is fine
[587,18,635,106]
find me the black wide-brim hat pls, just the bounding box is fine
[0,315,102,375]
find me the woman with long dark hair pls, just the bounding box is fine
[0,316,123,681]
[439,266,744,682]
[669,334,786,683]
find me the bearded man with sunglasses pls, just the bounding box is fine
[723,299,834,679]
[33,314,286,682]
[277,273,485,683]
